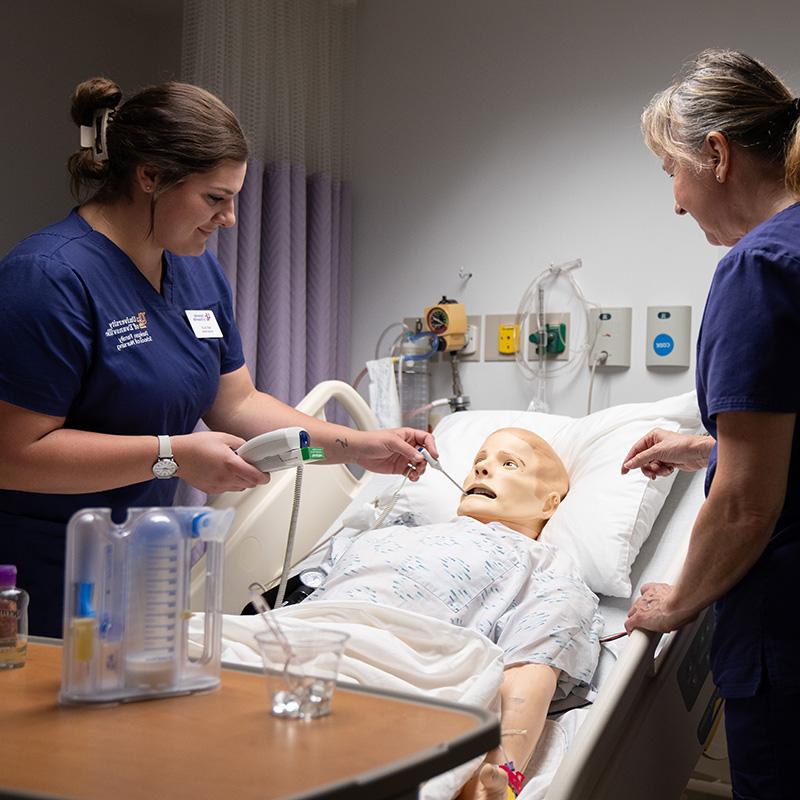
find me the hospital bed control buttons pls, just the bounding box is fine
[676,607,715,711]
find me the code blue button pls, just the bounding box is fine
[653,333,674,357]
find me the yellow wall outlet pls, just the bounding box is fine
[498,323,519,354]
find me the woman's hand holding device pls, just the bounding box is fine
[171,431,270,494]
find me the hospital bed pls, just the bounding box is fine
[190,380,716,800]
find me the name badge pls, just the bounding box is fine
[185,309,223,339]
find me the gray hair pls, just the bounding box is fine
[642,49,800,196]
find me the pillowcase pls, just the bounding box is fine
[353,391,701,598]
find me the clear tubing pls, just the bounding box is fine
[514,259,601,386]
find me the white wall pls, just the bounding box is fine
[0,1,183,257]
[351,0,800,418]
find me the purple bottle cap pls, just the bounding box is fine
[0,564,16,588]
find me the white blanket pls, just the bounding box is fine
[189,602,580,800]
[189,601,504,799]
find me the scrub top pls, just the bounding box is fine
[696,201,800,698]
[0,210,245,635]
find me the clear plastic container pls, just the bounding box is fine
[0,565,29,670]
[400,358,430,429]
[60,507,233,704]
[399,333,436,430]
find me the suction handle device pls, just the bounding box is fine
[418,447,467,495]
[236,427,325,473]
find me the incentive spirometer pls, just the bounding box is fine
[61,428,326,705]
[61,506,234,704]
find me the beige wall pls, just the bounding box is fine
[1,0,183,256]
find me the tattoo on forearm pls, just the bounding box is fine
[507,696,526,706]
[335,437,349,449]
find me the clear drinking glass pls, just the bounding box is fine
[255,627,349,721]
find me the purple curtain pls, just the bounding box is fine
[175,157,352,510]
[208,157,352,407]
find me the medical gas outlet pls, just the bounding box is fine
[498,323,520,354]
[529,324,566,356]
[646,306,691,368]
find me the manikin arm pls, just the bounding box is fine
[458,663,559,800]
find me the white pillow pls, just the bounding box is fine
[352,391,701,598]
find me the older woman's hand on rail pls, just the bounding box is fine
[350,427,439,480]
[624,581,697,634]
[621,428,713,479]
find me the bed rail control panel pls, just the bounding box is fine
[676,607,715,711]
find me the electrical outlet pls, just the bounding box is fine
[456,316,481,362]
[484,314,520,362]
[525,313,570,362]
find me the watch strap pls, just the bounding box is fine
[157,435,173,459]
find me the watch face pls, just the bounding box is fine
[152,458,178,479]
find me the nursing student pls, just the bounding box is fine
[622,51,800,800]
[0,77,435,638]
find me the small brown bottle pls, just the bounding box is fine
[0,565,29,669]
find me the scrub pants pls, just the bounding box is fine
[725,681,800,799]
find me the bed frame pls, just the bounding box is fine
[191,380,718,800]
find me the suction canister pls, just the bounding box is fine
[60,506,233,705]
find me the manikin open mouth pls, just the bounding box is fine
[466,485,497,499]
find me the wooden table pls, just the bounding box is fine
[0,642,497,800]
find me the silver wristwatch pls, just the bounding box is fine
[152,434,178,479]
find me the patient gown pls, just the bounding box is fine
[306,516,604,698]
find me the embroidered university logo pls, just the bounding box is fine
[104,311,154,352]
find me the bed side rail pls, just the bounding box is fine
[546,515,716,800]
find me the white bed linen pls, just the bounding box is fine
[189,602,503,799]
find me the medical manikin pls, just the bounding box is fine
[304,428,602,800]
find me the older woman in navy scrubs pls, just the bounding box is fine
[622,51,800,799]
[0,77,435,638]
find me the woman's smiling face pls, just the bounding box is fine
[151,159,247,255]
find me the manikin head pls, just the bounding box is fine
[457,428,569,540]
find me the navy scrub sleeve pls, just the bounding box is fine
[0,210,245,636]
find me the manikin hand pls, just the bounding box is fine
[171,431,270,494]
[624,582,696,634]
[621,428,713,479]
[459,762,512,800]
[351,427,439,481]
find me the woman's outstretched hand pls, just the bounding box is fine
[351,427,439,481]
[621,428,713,480]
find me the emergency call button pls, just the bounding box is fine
[652,333,674,357]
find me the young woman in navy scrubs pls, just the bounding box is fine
[0,77,435,638]
[621,51,800,799]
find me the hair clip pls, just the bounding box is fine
[79,107,111,162]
